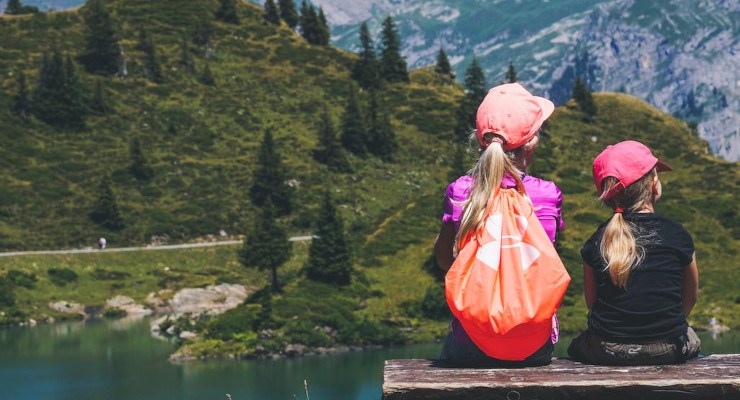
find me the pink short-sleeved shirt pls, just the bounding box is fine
[442,174,564,243]
[443,174,565,345]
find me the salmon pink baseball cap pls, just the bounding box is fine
[476,83,555,150]
[592,140,672,200]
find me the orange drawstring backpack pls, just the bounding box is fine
[445,188,571,360]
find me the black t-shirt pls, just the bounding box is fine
[581,213,694,342]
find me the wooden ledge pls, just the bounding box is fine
[383,355,740,400]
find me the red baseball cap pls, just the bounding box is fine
[476,83,555,150]
[592,140,672,200]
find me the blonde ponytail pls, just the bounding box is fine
[456,142,523,249]
[600,213,642,288]
[598,170,657,288]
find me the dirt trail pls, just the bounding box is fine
[0,236,313,257]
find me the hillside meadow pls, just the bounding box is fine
[0,0,737,356]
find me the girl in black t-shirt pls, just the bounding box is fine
[568,141,701,365]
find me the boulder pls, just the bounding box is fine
[48,301,86,316]
[284,344,307,357]
[179,330,198,340]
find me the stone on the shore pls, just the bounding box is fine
[48,301,86,316]
[284,344,307,357]
[147,284,253,316]
[179,330,198,340]
[105,295,153,316]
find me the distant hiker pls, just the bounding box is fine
[434,83,569,367]
[98,237,107,250]
[568,140,701,365]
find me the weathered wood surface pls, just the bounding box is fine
[383,355,740,400]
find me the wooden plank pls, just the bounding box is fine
[382,355,740,400]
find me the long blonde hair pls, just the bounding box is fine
[456,135,527,249]
[599,168,657,288]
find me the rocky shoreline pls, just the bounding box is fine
[8,281,734,363]
[168,340,387,362]
[33,283,396,362]
[45,283,253,321]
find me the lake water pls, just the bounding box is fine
[1,319,738,400]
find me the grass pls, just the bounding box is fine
[0,0,737,355]
[0,244,269,323]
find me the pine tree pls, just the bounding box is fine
[304,191,352,285]
[5,0,37,14]
[240,200,291,293]
[351,22,381,89]
[249,131,293,216]
[137,29,163,83]
[215,0,239,24]
[435,48,453,78]
[298,1,319,44]
[448,143,470,182]
[298,1,309,34]
[264,0,281,25]
[12,70,30,121]
[573,76,597,117]
[366,90,397,161]
[505,61,517,83]
[278,0,298,29]
[178,38,196,73]
[33,50,87,129]
[192,17,214,48]
[340,85,367,156]
[32,50,64,125]
[316,7,330,45]
[314,107,351,172]
[464,57,487,106]
[453,57,486,142]
[5,0,21,14]
[379,16,408,83]
[79,0,120,75]
[129,138,154,181]
[90,79,110,115]
[89,177,125,231]
[200,62,215,85]
[62,54,87,127]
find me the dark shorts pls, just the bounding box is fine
[440,330,553,367]
[567,326,701,366]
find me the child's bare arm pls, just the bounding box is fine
[583,263,597,310]
[434,222,456,271]
[682,253,699,318]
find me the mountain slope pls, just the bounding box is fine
[0,0,737,348]
[321,0,740,162]
[0,0,460,250]
[12,1,739,160]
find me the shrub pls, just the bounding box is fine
[90,268,130,280]
[206,303,263,341]
[336,316,404,346]
[47,268,78,286]
[0,279,16,307]
[157,274,184,289]
[0,308,26,325]
[283,320,332,347]
[419,284,450,320]
[4,270,37,289]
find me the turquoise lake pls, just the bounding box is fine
[1,319,738,400]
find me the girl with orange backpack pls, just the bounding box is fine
[568,140,701,365]
[434,83,570,366]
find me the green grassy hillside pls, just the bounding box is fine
[0,0,737,355]
[0,0,459,251]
